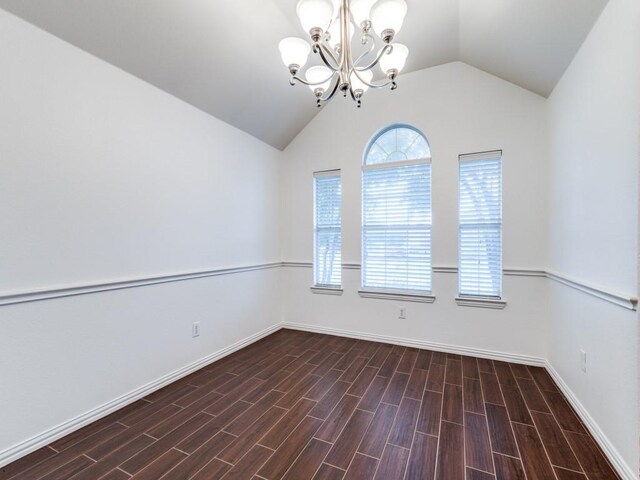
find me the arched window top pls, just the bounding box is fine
[364,124,430,165]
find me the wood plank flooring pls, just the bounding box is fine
[1,329,620,480]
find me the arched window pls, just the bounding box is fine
[364,125,431,165]
[361,124,433,295]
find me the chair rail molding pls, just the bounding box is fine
[545,269,637,311]
[283,262,637,311]
[0,262,282,307]
[2,261,636,311]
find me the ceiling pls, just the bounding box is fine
[0,0,608,150]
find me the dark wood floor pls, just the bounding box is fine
[2,329,620,480]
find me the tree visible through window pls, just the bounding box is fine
[458,151,503,297]
[362,125,432,292]
[314,170,342,287]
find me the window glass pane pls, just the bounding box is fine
[404,136,430,160]
[366,143,388,165]
[458,154,502,297]
[396,128,419,152]
[314,172,342,287]
[386,151,408,162]
[365,126,431,165]
[375,129,398,156]
[362,129,432,293]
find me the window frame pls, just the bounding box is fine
[359,124,435,302]
[456,150,506,309]
[312,169,343,295]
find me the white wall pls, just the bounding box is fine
[281,62,550,359]
[0,9,282,457]
[546,0,639,474]
[2,1,639,476]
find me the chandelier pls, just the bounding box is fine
[278,0,409,108]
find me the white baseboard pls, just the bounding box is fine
[280,322,546,366]
[2,321,634,480]
[281,322,634,480]
[0,323,282,469]
[545,363,636,480]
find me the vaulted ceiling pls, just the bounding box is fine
[0,0,608,150]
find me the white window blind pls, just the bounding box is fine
[458,151,503,298]
[314,170,342,287]
[362,126,432,293]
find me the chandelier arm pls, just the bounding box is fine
[320,75,342,102]
[291,71,338,87]
[349,85,357,102]
[362,78,395,89]
[314,42,342,71]
[354,43,393,72]
[351,33,377,67]
[350,67,396,90]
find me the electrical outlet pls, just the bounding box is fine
[580,349,587,372]
[399,307,406,319]
[192,322,200,338]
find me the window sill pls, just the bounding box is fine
[455,296,507,309]
[358,289,436,303]
[310,286,344,296]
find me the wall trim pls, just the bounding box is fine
[434,266,458,274]
[283,262,637,311]
[455,296,507,309]
[342,263,361,270]
[281,261,311,268]
[3,262,636,311]
[358,289,436,303]
[545,362,636,480]
[2,320,633,480]
[310,286,344,295]
[284,262,546,278]
[545,270,637,311]
[0,262,282,307]
[280,321,546,366]
[282,261,313,268]
[0,323,282,469]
